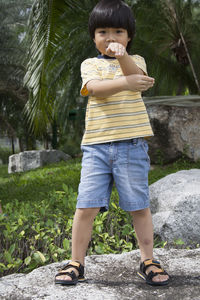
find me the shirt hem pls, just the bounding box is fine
[81,134,154,146]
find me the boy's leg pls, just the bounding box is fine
[56,207,100,281]
[130,207,169,283]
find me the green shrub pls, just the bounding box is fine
[0,183,138,277]
[0,147,14,164]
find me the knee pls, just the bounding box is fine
[76,207,100,220]
[130,207,150,218]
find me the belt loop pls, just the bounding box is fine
[132,138,137,145]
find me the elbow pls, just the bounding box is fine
[88,87,102,97]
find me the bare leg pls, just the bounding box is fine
[131,208,169,283]
[56,207,100,281]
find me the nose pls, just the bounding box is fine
[106,33,115,42]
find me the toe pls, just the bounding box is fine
[152,274,169,283]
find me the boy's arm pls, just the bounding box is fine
[87,74,154,98]
[118,53,144,76]
[106,42,144,76]
[84,44,154,98]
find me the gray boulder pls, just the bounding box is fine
[146,105,200,163]
[150,169,200,245]
[0,248,200,300]
[8,150,71,173]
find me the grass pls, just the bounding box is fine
[0,156,200,209]
[0,159,81,207]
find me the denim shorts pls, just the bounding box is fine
[77,138,150,212]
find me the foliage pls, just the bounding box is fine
[0,0,35,152]
[0,185,136,276]
[134,0,200,95]
[24,0,96,136]
[1,156,200,276]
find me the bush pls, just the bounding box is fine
[0,183,138,277]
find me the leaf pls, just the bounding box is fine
[19,230,25,236]
[174,238,185,245]
[56,248,65,254]
[9,244,16,255]
[63,238,70,250]
[33,251,46,263]
[111,202,117,209]
[18,218,23,226]
[4,251,12,264]
[25,256,32,266]
[62,183,68,193]
[0,263,6,270]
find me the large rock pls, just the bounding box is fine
[146,105,200,163]
[0,248,200,300]
[8,150,71,173]
[150,169,200,245]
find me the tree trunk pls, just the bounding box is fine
[51,120,58,149]
[11,136,15,154]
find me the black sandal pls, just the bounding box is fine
[137,259,169,286]
[55,261,86,285]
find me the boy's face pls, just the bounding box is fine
[94,27,130,56]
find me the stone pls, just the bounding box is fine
[146,105,200,163]
[8,150,71,173]
[150,169,200,245]
[0,248,200,300]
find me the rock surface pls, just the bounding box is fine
[146,105,200,163]
[0,248,200,300]
[150,169,200,245]
[8,150,71,173]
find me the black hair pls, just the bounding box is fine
[88,0,135,53]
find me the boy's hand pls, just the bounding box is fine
[106,42,126,58]
[126,74,155,92]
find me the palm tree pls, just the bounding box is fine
[133,0,200,96]
[24,0,97,141]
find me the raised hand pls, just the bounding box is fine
[106,42,126,58]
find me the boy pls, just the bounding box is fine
[55,0,169,286]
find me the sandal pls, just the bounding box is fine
[55,261,86,285]
[137,259,169,286]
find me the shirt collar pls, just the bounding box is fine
[97,54,116,60]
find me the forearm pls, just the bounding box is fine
[86,74,154,98]
[106,43,144,76]
[118,52,144,76]
[86,77,128,98]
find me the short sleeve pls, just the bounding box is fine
[132,55,147,75]
[80,58,101,96]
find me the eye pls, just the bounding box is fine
[99,30,106,34]
[116,29,123,33]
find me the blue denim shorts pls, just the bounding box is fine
[77,138,150,212]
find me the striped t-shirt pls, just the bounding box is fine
[80,54,153,145]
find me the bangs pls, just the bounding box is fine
[90,6,133,33]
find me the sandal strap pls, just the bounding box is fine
[146,270,169,281]
[140,259,163,274]
[58,261,84,278]
[55,270,77,280]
